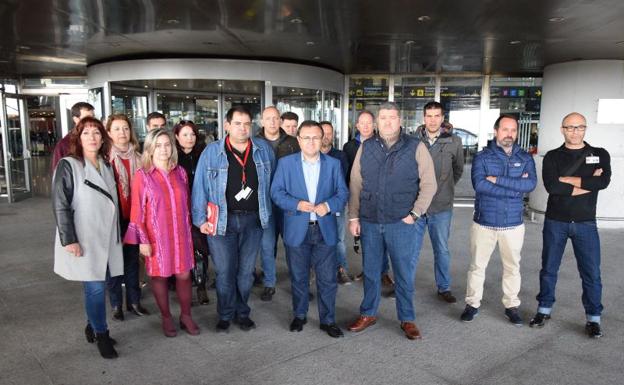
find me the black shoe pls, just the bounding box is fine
[112,306,124,321]
[529,312,551,328]
[337,268,352,285]
[290,317,307,332]
[437,291,457,304]
[585,322,603,338]
[383,289,396,299]
[85,323,117,345]
[460,305,479,322]
[260,287,276,302]
[235,317,256,331]
[504,307,523,327]
[320,323,344,338]
[253,270,264,287]
[127,303,150,316]
[216,320,230,333]
[95,331,118,359]
[197,287,210,305]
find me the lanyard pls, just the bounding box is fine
[226,136,251,186]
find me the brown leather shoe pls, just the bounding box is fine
[400,322,422,340]
[381,273,395,288]
[347,315,377,332]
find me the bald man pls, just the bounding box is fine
[529,112,611,338]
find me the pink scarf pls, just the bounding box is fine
[109,144,140,200]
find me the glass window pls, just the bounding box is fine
[348,76,389,138]
[395,76,436,135]
[157,92,219,142]
[88,88,104,120]
[111,86,148,141]
[273,86,322,123]
[323,92,342,147]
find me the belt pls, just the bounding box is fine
[308,221,318,226]
[229,210,258,215]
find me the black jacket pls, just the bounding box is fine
[256,127,300,159]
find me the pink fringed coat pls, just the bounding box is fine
[124,166,194,277]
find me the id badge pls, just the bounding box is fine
[586,156,600,164]
[235,186,253,201]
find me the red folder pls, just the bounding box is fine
[206,202,219,236]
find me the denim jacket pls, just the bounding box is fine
[191,137,276,235]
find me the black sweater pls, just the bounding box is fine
[543,143,611,222]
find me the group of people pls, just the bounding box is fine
[51,100,611,360]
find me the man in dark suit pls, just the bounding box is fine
[270,120,349,338]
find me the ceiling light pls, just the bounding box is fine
[548,17,565,22]
[173,83,178,87]
[18,45,31,50]
[313,56,321,60]
[290,17,303,24]
[144,85,149,88]
[417,15,430,22]
[167,19,180,25]
[509,40,521,45]
[305,41,315,46]
[217,83,222,87]
[405,40,415,45]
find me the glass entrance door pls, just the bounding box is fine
[0,91,32,202]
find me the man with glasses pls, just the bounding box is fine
[255,106,300,301]
[192,106,275,333]
[347,102,437,340]
[529,112,611,338]
[271,121,348,338]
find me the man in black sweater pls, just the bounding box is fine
[529,112,611,338]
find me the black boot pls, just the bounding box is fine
[95,331,118,359]
[86,324,117,345]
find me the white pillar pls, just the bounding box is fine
[529,60,624,228]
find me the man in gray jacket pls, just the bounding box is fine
[416,101,464,303]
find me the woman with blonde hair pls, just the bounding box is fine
[124,129,199,337]
[104,114,149,320]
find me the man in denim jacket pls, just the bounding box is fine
[192,106,275,333]
[460,115,537,326]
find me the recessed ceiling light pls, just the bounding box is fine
[18,45,31,50]
[548,17,565,22]
[313,56,321,60]
[144,85,149,88]
[405,40,415,45]
[509,40,522,45]
[167,19,180,25]
[306,41,315,46]
[417,15,430,22]
[173,83,178,87]
[186,96,190,99]
[290,17,303,24]
[217,83,222,87]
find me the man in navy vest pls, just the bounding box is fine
[271,121,349,338]
[347,102,437,340]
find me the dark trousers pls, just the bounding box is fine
[536,218,603,317]
[285,224,337,325]
[106,244,141,308]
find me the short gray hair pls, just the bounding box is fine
[378,102,400,113]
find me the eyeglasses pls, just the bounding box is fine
[562,125,587,132]
[298,136,323,142]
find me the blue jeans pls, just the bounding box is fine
[260,210,277,287]
[106,244,141,308]
[83,280,108,333]
[424,210,453,292]
[208,212,263,321]
[336,210,347,270]
[285,224,338,324]
[536,218,603,321]
[360,217,426,321]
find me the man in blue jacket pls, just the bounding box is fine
[461,115,537,326]
[192,106,275,333]
[271,121,349,338]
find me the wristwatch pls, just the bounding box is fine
[409,210,420,221]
